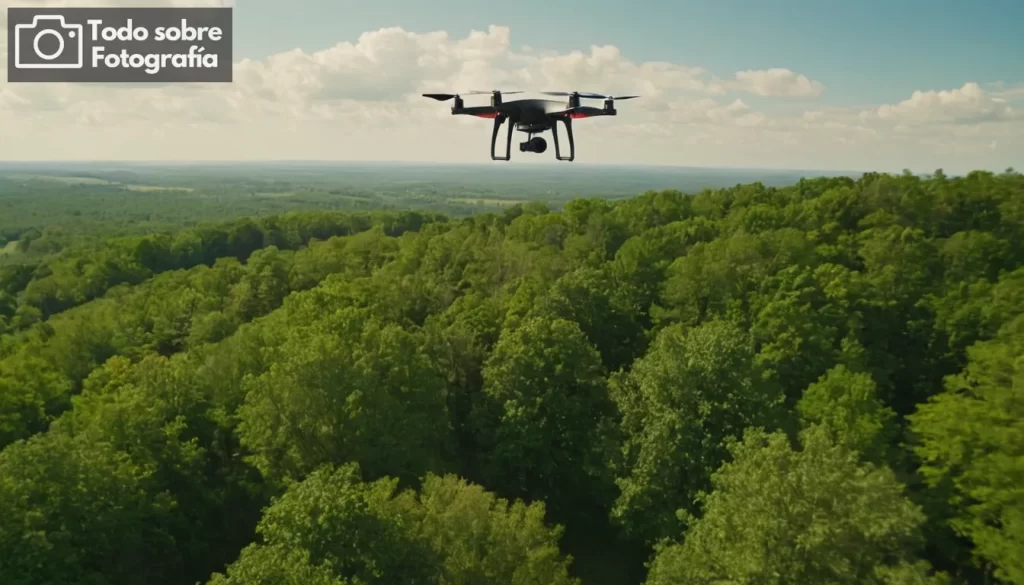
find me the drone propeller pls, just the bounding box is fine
[542,91,639,100]
[468,89,524,95]
[422,93,457,101]
[422,89,523,101]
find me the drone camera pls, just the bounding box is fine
[519,137,548,154]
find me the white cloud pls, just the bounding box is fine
[0,0,1021,173]
[870,82,1016,125]
[665,98,766,127]
[732,68,825,97]
[979,81,1024,100]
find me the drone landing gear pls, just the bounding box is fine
[550,117,575,161]
[491,115,514,161]
[490,115,574,161]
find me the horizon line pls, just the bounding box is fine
[0,159,874,175]
[0,159,1003,176]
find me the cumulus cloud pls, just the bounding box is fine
[0,0,818,120]
[665,98,766,127]
[732,68,825,97]
[0,16,785,129]
[987,83,1024,100]
[870,82,1016,125]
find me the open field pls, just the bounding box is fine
[7,173,196,192]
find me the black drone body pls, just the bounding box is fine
[422,90,638,161]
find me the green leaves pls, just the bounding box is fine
[251,464,437,585]
[611,319,787,544]
[236,307,454,486]
[406,474,578,585]
[645,426,943,585]
[0,433,181,585]
[208,464,578,585]
[473,316,616,518]
[2,169,1024,585]
[208,546,348,585]
[909,317,1024,585]
[797,365,897,465]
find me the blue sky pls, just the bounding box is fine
[233,0,1024,108]
[2,0,1021,170]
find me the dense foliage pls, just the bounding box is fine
[0,168,1022,585]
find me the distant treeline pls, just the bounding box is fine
[0,210,442,327]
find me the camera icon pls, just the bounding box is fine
[14,15,84,69]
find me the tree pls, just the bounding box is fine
[909,317,1024,585]
[208,546,347,585]
[472,316,617,519]
[236,306,454,486]
[525,266,647,371]
[645,426,947,585]
[396,474,579,585]
[214,463,438,585]
[0,433,181,585]
[612,319,787,544]
[208,463,579,585]
[797,364,898,465]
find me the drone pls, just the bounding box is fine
[422,89,639,161]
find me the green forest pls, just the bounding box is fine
[0,168,1022,585]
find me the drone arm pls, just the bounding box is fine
[490,115,513,161]
[454,105,497,117]
[548,106,610,118]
